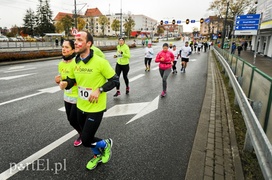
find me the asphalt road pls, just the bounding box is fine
[0,41,209,180]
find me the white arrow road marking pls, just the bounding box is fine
[0,86,61,106]
[126,95,159,124]
[0,73,36,80]
[190,59,197,62]
[58,107,66,112]
[104,102,149,118]
[4,67,36,73]
[0,130,77,180]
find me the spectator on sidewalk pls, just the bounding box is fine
[244,41,248,51]
[237,43,242,56]
[231,42,236,54]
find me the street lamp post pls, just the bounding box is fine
[120,0,123,37]
[221,1,229,49]
[74,0,77,29]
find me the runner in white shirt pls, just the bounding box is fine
[179,41,192,73]
[144,43,154,71]
[170,45,179,74]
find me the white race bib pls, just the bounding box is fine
[78,86,92,100]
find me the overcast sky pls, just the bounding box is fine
[0,0,214,32]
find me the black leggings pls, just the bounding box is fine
[172,61,177,71]
[115,63,130,89]
[64,101,81,134]
[144,58,152,66]
[77,109,104,147]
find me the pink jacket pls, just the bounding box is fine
[155,50,174,70]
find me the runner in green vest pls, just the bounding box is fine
[59,31,119,170]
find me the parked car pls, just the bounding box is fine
[9,37,19,41]
[0,35,9,41]
[16,36,25,41]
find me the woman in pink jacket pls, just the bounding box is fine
[155,43,174,97]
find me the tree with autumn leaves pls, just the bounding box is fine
[208,0,257,38]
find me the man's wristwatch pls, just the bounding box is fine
[99,87,104,93]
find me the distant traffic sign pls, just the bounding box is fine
[191,20,195,23]
[71,28,78,35]
[176,20,181,24]
[164,21,168,24]
[235,25,259,30]
[236,20,259,25]
[236,14,261,20]
[234,14,261,35]
[205,18,210,23]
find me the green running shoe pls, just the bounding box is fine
[102,138,113,163]
[86,155,102,170]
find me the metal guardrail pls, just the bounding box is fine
[212,47,272,180]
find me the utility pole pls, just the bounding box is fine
[221,1,229,49]
[120,0,123,37]
[74,0,77,29]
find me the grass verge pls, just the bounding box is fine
[215,58,264,179]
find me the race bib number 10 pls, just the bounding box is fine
[78,86,92,100]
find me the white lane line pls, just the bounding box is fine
[8,66,25,70]
[151,67,159,71]
[4,67,36,73]
[0,86,61,106]
[129,74,145,82]
[0,130,77,180]
[0,92,44,106]
[38,86,61,93]
[0,73,36,80]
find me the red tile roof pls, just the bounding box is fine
[85,8,103,17]
[54,12,73,21]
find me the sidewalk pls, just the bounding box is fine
[186,51,244,180]
[234,49,272,78]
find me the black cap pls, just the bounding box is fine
[163,43,169,47]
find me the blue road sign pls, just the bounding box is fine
[191,20,195,23]
[235,25,259,30]
[176,20,181,24]
[164,21,168,24]
[234,14,260,34]
[236,20,259,25]
[236,14,261,20]
[205,18,210,23]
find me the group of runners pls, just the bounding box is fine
[145,41,192,96]
[55,31,192,170]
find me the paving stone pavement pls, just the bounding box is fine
[185,50,244,180]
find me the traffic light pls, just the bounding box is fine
[200,18,204,24]
[186,19,189,24]
[160,20,163,26]
[172,19,176,25]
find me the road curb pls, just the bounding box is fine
[185,50,213,180]
[185,50,244,179]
